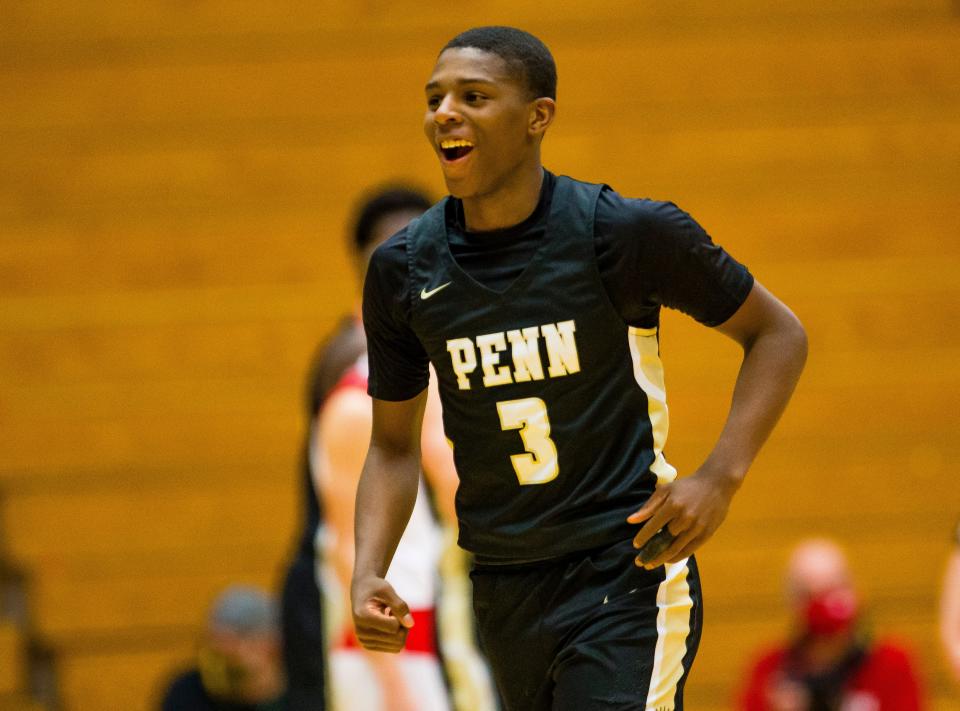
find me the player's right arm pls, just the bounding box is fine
[354,228,431,653]
[350,389,427,653]
[317,387,420,710]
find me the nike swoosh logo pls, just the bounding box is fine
[420,281,452,300]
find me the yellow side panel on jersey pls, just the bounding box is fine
[627,326,677,484]
[645,559,693,710]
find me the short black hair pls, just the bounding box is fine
[442,26,556,100]
[350,185,433,255]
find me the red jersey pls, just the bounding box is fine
[738,640,924,711]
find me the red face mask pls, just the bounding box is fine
[804,588,859,636]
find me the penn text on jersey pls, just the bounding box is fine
[445,319,580,390]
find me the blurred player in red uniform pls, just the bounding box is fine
[306,186,496,711]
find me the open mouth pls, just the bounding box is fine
[439,139,474,161]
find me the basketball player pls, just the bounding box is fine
[352,27,808,710]
[278,188,427,709]
[320,357,457,711]
[281,188,495,710]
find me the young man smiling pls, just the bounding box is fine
[351,26,808,710]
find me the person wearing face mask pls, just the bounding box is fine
[159,585,288,711]
[737,538,925,711]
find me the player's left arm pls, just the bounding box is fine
[630,281,807,567]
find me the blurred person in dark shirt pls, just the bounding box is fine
[160,585,287,711]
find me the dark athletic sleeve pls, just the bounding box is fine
[595,189,754,328]
[362,228,430,401]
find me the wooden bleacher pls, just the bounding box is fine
[0,568,48,710]
[1,1,958,709]
[0,620,26,703]
[0,466,297,708]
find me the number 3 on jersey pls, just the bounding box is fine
[496,397,559,485]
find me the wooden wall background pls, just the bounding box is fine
[1,1,958,709]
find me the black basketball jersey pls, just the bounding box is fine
[405,176,675,563]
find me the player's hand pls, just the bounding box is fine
[351,575,414,653]
[627,467,739,568]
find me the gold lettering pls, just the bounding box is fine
[541,320,580,377]
[477,332,513,387]
[446,337,477,390]
[506,326,545,382]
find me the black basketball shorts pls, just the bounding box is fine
[470,539,702,711]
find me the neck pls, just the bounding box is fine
[461,161,544,232]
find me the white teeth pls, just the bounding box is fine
[439,139,474,149]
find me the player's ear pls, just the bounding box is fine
[528,97,556,138]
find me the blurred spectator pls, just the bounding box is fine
[940,520,960,682]
[160,585,287,711]
[737,538,924,711]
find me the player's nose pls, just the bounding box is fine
[434,95,463,125]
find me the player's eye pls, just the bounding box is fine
[426,95,441,110]
[465,92,485,104]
